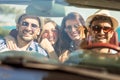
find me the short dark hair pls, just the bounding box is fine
[89,15,113,27]
[17,14,41,28]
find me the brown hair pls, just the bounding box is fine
[89,15,113,27]
[38,18,61,55]
[60,12,88,52]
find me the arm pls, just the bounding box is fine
[40,38,58,60]
[4,35,18,50]
[59,50,70,63]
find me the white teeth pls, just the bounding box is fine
[72,32,78,36]
[98,36,105,38]
[49,38,54,41]
[23,31,32,35]
[97,37,105,39]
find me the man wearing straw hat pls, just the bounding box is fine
[84,9,119,53]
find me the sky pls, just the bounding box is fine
[0,3,120,41]
[51,6,99,25]
[0,4,120,27]
[50,6,120,28]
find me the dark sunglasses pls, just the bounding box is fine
[64,24,80,32]
[21,21,39,28]
[92,25,113,33]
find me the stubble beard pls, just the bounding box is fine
[19,34,33,43]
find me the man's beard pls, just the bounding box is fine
[95,34,108,43]
[18,30,35,42]
[19,35,33,43]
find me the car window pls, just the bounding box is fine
[0,0,120,55]
[0,0,119,61]
[0,0,120,80]
[0,1,119,37]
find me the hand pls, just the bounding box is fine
[40,38,54,52]
[4,35,18,50]
[59,50,70,63]
[40,38,58,59]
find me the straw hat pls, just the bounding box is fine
[86,9,118,30]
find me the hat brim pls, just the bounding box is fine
[86,14,118,30]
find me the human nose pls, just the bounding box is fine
[71,26,76,31]
[49,31,53,37]
[25,24,33,30]
[100,29,105,34]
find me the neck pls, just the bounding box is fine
[73,39,82,49]
[74,39,81,44]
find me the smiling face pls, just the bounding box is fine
[17,18,40,42]
[90,20,113,43]
[65,19,82,41]
[41,22,58,45]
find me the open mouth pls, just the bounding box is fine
[23,30,33,36]
[71,31,79,36]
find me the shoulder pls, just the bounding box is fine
[0,38,7,51]
[0,38,6,45]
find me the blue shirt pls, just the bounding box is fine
[0,38,48,57]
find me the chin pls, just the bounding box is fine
[73,37,80,40]
[98,39,107,43]
[22,37,33,42]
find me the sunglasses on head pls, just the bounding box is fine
[64,24,80,32]
[92,25,113,33]
[21,21,39,28]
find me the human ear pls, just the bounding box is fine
[16,24,20,30]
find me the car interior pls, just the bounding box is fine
[0,0,120,80]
